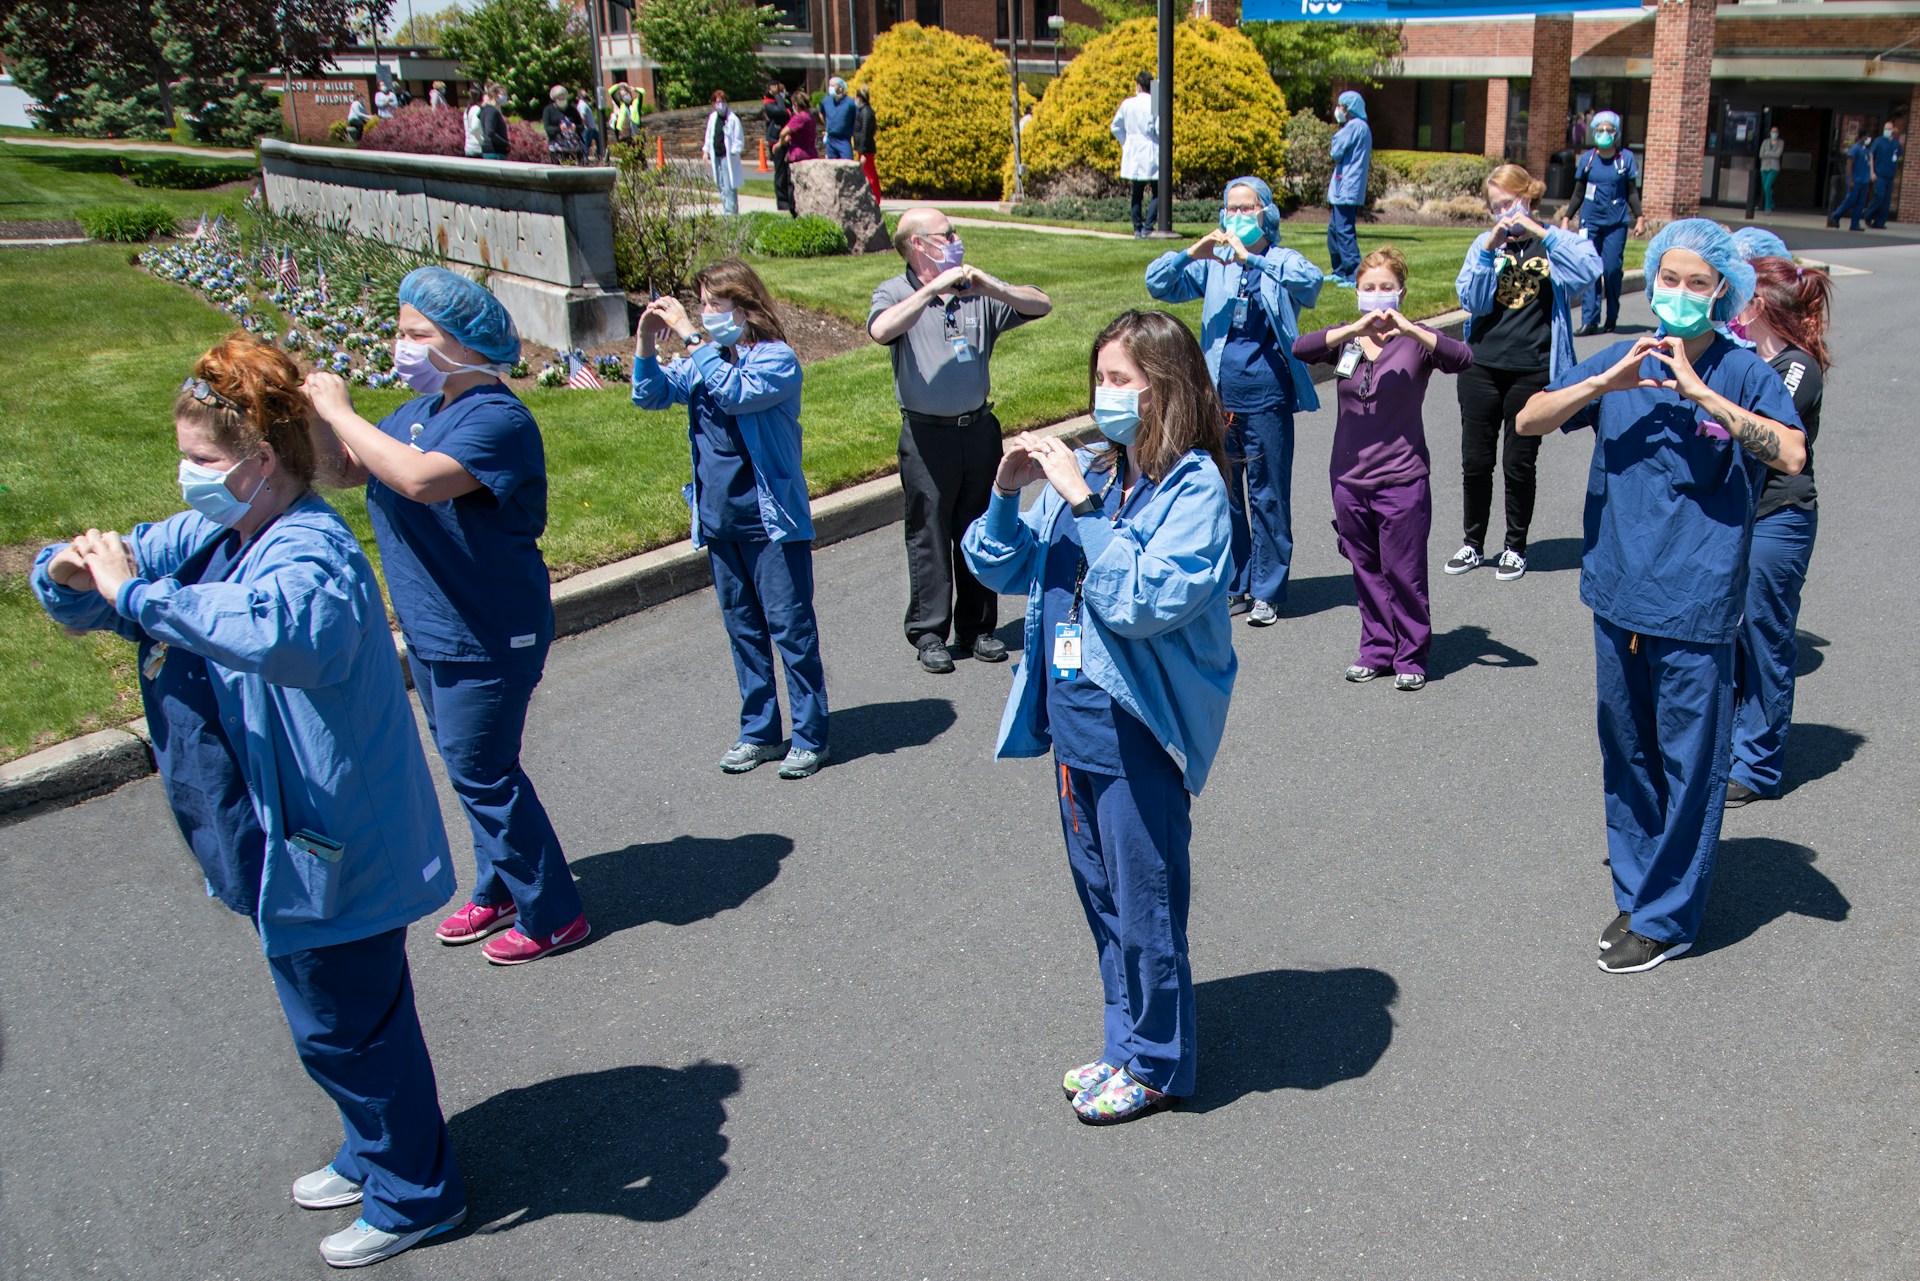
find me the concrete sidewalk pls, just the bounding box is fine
[0,135,255,161]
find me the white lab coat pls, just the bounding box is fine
[463,104,484,157]
[1110,91,1159,182]
[702,109,746,189]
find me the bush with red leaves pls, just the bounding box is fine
[358,104,549,164]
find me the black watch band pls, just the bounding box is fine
[1070,494,1099,517]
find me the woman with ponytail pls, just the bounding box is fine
[31,333,466,1268]
[1725,257,1833,807]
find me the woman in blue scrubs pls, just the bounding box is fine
[1726,256,1833,806]
[963,310,1236,1124]
[1145,175,1322,626]
[305,268,589,967]
[632,258,829,779]
[1517,220,1807,974]
[1558,110,1647,337]
[33,333,465,1269]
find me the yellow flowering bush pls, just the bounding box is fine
[853,24,1023,200]
[1010,17,1288,200]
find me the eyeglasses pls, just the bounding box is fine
[180,377,241,413]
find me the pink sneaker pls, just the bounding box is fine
[482,914,590,966]
[435,900,517,945]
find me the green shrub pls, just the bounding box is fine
[1282,107,1389,207]
[852,24,1021,200]
[119,158,257,190]
[328,120,351,144]
[77,204,178,242]
[610,144,749,294]
[751,214,849,258]
[1010,195,1219,224]
[1375,150,1500,199]
[1012,18,1288,201]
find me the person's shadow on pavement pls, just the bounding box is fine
[828,697,958,765]
[571,833,795,942]
[1514,536,1583,574]
[1427,624,1539,681]
[451,1061,743,1231]
[1691,837,1849,958]
[1779,722,1864,793]
[1186,967,1398,1112]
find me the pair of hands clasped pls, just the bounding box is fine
[995,431,1094,508]
[45,529,138,602]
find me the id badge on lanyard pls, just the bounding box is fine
[1052,623,1083,679]
[945,298,974,363]
[1336,341,1363,378]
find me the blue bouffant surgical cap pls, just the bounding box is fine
[1731,226,1792,264]
[1645,218,1754,324]
[1338,90,1367,121]
[1591,110,1622,134]
[1223,175,1282,240]
[397,266,521,364]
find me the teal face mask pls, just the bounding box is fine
[1593,131,1616,148]
[1650,284,1719,338]
[1221,212,1263,247]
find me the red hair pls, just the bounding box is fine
[1747,258,1834,373]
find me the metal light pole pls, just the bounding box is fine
[1008,0,1026,201]
[1151,0,1174,236]
[1048,13,1063,78]
[586,0,606,122]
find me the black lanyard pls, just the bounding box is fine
[1067,461,1140,626]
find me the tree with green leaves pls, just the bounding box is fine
[438,0,592,121]
[631,0,777,111]
[390,5,464,47]
[1060,0,1151,49]
[1239,20,1401,116]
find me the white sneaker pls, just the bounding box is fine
[319,1209,466,1269]
[292,1163,362,1210]
[1494,549,1527,581]
[1443,545,1482,575]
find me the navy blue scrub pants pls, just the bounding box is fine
[410,653,584,939]
[1732,505,1818,797]
[1866,179,1895,228]
[269,928,464,1233]
[1223,407,1295,605]
[708,537,829,753]
[1593,617,1735,946]
[1580,222,1630,328]
[1326,204,1362,282]
[1056,744,1196,1098]
[1831,180,1870,229]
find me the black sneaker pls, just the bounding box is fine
[1596,930,1690,973]
[1227,594,1254,617]
[1443,545,1482,575]
[1598,910,1631,951]
[916,639,955,674]
[1723,780,1763,808]
[963,635,1008,663]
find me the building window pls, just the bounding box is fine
[876,0,901,31]
[601,0,630,35]
[915,0,941,26]
[1414,81,1470,152]
[767,0,809,29]
[997,0,1009,39]
[1506,80,1530,163]
[1034,0,1057,37]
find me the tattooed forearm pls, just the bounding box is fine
[1713,407,1782,462]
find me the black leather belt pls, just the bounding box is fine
[903,405,991,428]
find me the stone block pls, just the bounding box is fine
[792,159,890,254]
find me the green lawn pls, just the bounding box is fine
[0,141,253,224]
[1,218,1519,761]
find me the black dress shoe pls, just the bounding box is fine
[1576,323,1601,338]
[964,635,1008,663]
[916,639,955,674]
[1724,780,1765,808]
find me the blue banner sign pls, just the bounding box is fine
[1241,0,1646,20]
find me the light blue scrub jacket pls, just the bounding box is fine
[34,496,455,956]
[1327,117,1372,207]
[1145,248,1324,414]
[962,447,1237,796]
[1455,224,1604,384]
[633,339,815,551]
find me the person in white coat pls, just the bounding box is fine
[1110,72,1160,238]
[703,89,747,216]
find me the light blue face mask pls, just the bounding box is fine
[1091,386,1141,445]
[702,309,743,347]
[178,458,264,528]
[1221,212,1263,247]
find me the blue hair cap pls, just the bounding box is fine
[1591,110,1622,133]
[1223,175,1282,240]
[397,266,521,364]
[1644,218,1754,324]
[1730,226,1791,264]
[1338,90,1367,121]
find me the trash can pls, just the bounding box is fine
[1546,149,1576,201]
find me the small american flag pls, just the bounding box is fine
[278,250,299,291]
[315,260,330,305]
[565,352,604,390]
[190,213,207,240]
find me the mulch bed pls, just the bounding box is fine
[0,219,85,239]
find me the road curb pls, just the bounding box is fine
[3,274,1648,821]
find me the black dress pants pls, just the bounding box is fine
[899,410,1001,648]
[772,152,794,213]
[1455,362,1548,555]
[1129,180,1159,233]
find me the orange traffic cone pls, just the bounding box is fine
[655,136,666,169]
[757,139,770,173]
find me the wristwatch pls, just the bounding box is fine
[683,330,708,349]
[1070,493,1100,517]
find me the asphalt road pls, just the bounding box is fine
[4,236,1917,1280]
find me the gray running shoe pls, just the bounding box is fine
[1247,600,1279,627]
[719,741,785,773]
[292,1164,362,1210]
[1393,673,1426,691]
[777,746,829,780]
[319,1209,466,1269]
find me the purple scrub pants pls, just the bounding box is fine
[1332,477,1432,675]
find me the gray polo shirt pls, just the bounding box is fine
[868,271,1032,417]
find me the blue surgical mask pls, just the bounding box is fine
[178,458,264,528]
[1091,386,1141,445]
[1650,284,1719,338]
[702,309,743,347]
[1221,212,1263,247]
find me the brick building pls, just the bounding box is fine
[1359,0,1917,223]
